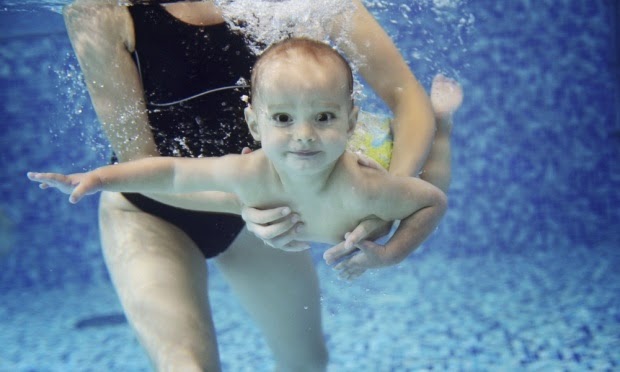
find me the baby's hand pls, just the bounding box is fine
[27,171,102,203]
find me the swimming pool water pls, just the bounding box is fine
[1,1,619,371]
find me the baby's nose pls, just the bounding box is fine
[294,123,316,142]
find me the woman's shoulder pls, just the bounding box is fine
[64,0,125,13]
[65,0,122,7]
[63,0,132,28]
[63,0,134,50]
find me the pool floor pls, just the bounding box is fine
[2,244,619,371]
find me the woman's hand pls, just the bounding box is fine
[241,206,310,251]
[241,146,309,251]
[355,153,387,172]
[323,208,394,280]
[324,238,394,281]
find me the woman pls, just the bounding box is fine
[63,0,442,370]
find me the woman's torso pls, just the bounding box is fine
[128,3,259,158]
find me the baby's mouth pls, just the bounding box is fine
[289,150,321,157]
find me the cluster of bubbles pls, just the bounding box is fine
[53,53,110,165]
[0,0,69,13]
[221,0,369,101]
[215,0,356,55]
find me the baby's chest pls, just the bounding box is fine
[240,184,370,244]
[293,197,366,244]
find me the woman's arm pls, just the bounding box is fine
[64,0,157,162]
[331,0,436,178]
[64,0,242,213]
[324,175,447,280]
[321,0,438,252]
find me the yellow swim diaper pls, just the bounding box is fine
[347,110,393,170]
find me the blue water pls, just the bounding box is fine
[1,1,619,371]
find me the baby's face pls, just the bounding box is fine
[250,55,356,175]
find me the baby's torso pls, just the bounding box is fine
[285,194,367,244]
[248,194,370,244]
[238,152,383,244]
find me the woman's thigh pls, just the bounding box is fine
[98,191,220,371]
[215,228,327,371]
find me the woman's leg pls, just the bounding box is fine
[98,191,220,372]
[215,228,328,372]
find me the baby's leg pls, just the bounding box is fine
[420,74,463,192]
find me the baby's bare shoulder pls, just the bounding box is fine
[338,152,393,199]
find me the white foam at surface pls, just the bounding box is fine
[216,0,356,55]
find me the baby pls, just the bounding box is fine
[28,38,456,278]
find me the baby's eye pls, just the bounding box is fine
[272,113,293,124]
[316,112,335,122]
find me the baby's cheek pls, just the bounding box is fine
[260,130,283,147]
[324,133,348,148]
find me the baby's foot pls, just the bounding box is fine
[430,74,463,120]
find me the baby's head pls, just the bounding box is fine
[245,37,358,174]
[250,37,354,105]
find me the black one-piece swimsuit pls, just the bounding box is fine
[122,4,259,258]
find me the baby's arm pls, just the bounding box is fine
[27,155,246,204]
[324,175,447,280]
[379,189,446,264]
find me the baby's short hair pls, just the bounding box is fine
[250,37,354,101]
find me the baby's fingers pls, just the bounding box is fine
[28,172,71,190]
[68,176,103,203]
[69,184,87,204]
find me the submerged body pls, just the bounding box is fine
[29,37,451,270]
[103,149,443,247]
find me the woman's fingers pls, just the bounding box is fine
[323,239,359,265]
[245,212,298,240]
[241,205,309,250]
[241,205,292,226]
[356,153,387,173]
[331,240,388,280]
[260,223,308,250]
[279,240,312,252]
[344,219,391,249]
[333,254,366,281]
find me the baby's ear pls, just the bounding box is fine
[244,106,261,141]
[347,106,359,137]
